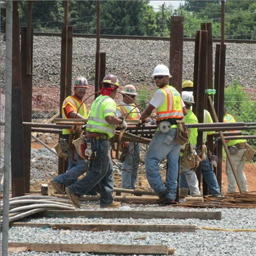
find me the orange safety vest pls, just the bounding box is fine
[156,85,183,121]
[117,103,140,120]
[62,95,88,135]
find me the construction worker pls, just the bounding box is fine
[50,76,93,195]
[65,74,127,208]
[140,64,186,204]
[224,107,248,193]
[180,91,201,196]
[181,81,224,197]
[117,85,141,189]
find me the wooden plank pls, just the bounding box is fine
[34,210,221,220]
[185,197,204,203]
[11,222,196,232]
[8,243,175,255]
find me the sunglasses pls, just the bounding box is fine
[154,75,165,80]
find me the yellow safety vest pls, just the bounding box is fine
[156,85,183,121]
[224,113,246,146]
[62,96,88,135]
[86,95,117,138]
[117,102,140,120]
[203,109,214,143]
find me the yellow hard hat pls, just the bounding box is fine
[182,80,194,89]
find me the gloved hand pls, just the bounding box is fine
[210,154,217,170]
[119,120,127,130]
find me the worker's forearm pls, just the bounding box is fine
[69,112,86,119]
[105,115,123,126]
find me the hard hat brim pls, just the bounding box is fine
[121,91,137,96]
[74,85,88,88]
[152,73,172,78]
[183,100,195,104]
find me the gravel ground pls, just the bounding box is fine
[8,205,256,256]
[1,36,256,89]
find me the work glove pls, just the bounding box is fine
[119,120,127,130]
[210,154,217,170]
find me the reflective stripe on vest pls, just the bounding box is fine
[156,85,183,121]
[62,96,87,135]
[224,113,245,145]
[117,103,140,120]
[87,95,116,137]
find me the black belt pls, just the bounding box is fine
[158,118,178,125]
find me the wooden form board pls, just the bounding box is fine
[12,222,196,232]
[34,210,221,220]
[8,243,175,255]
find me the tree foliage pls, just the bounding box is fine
[17,0,256,39]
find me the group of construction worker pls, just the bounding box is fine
[50,64,248,208]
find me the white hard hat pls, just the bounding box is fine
[152,64,172,78]
[121,84,137,96]
[182,91,194,104]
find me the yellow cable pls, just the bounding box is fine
[197,227,256,232]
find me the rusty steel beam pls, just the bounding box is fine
[94,1,101,97]
[12,1,25,197]
[26,1,32,75]
[169,16,183,92]
[21,26,33,193]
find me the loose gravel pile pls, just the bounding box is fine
[1,36,256,88]
[7,205,256,256]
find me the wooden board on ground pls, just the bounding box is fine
[11,222,196,232]
[8,243,175,255]
[185,197,204,203]
[34,210,221,220]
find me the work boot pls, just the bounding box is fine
[65,187,81,208]
[49,180,64,194]
[101,201,121,208]
[212,193,224,198]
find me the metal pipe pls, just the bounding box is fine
[31,134,58,156]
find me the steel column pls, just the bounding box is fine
[12,1,25,197]
[21,26,33,193]
[169,16,183,92]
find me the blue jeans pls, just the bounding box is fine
[145,129,180,200]
[121,142,140,189]
[53,149,88,190]
[180,155,221,195]
[67,139,114,207]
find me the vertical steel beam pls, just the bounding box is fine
[95,1,101,97]
[95,1,101,96]
[99,52,106,85]
[169,16,183,92]
[21,27,33,193]
[26,1,32,75]
[201,23,213,195]
[193,30,208,189]
[12,1,25,197]
[59,2,72,176]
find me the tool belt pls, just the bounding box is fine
[176,120,190,145]
[158,118,177,126]
[243,143,255,162]
[86,132,109,140]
